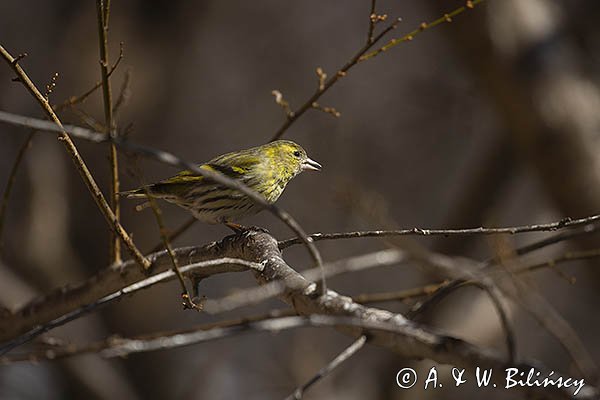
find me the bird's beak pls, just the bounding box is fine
[302,157,322,171]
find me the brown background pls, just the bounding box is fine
[1,0,599,399]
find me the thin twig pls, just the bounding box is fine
[0,45,151,269]
[112,67,131,117]
[0,130,34,253]
[96,0,121,265]
[144,186,201,311]
[0,110,323,292]
[360,0,485,61]
[352,281,449,304]
[367,0,377,44]
[406,247,600,318]
[278,215,600,249]
[148,216,197,254]
[270,11,401,141]
[494,238,598,382]
[56,43,124,110]
[271,90,294,119]
[285,335,368,400]
[407,280,516,363]
[270,1,485,141]
[511,223,600,259]
[0,48,125,253]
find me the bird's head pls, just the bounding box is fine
[264,140,322,180]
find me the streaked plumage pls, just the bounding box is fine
[123,140,321,224]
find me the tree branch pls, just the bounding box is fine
[0,45,151,270]
[95,0,121,265]
[1,231,595,400]
[278,215,600,249]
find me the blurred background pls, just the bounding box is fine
[1,0,600,398]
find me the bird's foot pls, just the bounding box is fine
[224,222,269,234]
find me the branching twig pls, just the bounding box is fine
[270,1,485,141]
[0,45,151,270]
[360,0,485,61]
[367,0,378,44]
[0,47,125,253]
[56,43,124,110]
[270,9,401,141]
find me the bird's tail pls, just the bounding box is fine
[119,187,154,211]
[119,188,148,199]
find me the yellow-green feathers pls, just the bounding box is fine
[124,140,321,224]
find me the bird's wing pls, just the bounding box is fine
[124,150,260,198]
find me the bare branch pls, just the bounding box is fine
[366,0,377,44]
[143,184,201,311]
[352,281,448,304]
[112,66,131,117]
[56,42,124,110]
[278,215,600,249]
[0,45,150,270]
[1,231,595,400]
[360,0,485,61]
[0,45,126,254]
[202,248,407,314]
[409,280,516,363]
[271,90,294,119]
[270,11,402,141]
[270,1,485,141]
[96,0,121,265]
[0,251,261,353]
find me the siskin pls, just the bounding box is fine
[123,140,321,226]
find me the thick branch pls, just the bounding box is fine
[0,237,254,343]
[3,231,595,400]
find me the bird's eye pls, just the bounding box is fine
[293,150,301,158]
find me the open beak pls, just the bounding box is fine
[302,157,322,171]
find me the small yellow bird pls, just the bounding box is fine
[123,140,321,226]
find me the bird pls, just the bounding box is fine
[123,140,321,229]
